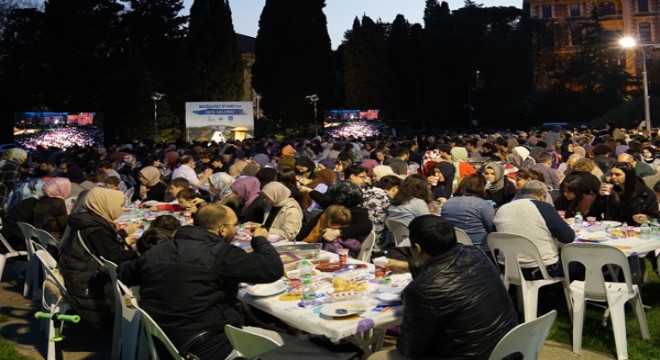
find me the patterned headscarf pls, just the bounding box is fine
[4,148,28,165]
[43,177,72,200]
[83,187,124,222]
[327,180,363,208]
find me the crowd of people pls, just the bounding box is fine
[325,120,388,138]
[15,126,103,150]
[1,120,660,358]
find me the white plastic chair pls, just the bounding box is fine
[487,232,567,323]
[64,196,78,214]
[103,258,141,360]
[224,325,282,359]
[33,229,61,249]
[33,244,71,360]
[561,243,650,360]
[488,310,557,360]
[384,218,409,246]
[397,235,410,248]
[17,221,40,298]
[0,218,28,282]
[357,231,376,262]
[123,188,134,208]
[454,227,473,246]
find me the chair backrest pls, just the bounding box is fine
[33,246,69,301]
[384,218,409,246]
[561,243,634,299]
[357,231,376,262]
[454,227,473,246]
[488,310,557,360]
[487,233,552,288]
[224,325,281,359]
[136,306,183,360]
[33,228,60,249]
[64,196,78,214]
[17,222,38,259]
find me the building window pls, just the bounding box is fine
[571,28,583,45]
[638,0,649,12]
[542,4,552,18]
[598,1,616,16]
[570,3,580,17]
[640,23,651,41]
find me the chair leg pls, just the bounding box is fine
[630,295,650,340]
[0,255,6,282]
[571,296,586,355]
[523,284,539,322]
[609,302,629,360]
[23,257,32,297]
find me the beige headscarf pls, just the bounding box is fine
[83,187,124,222]
[261,181,291,207]
[139,166,161,187]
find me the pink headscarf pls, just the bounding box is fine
[360,159,379,177]
[231,176,261,211]
[43,177,72,200]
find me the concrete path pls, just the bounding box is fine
[0,263,614,360]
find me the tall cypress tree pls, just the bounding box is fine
[252,0,333,130]
[387,14,420,121]
[187,0,244,101]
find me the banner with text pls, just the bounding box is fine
[185,101,254,142]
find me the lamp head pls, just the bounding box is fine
[150,92,166,101]
[620,37,637,48]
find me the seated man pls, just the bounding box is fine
[118,204,284,359]
[385,215,518,359]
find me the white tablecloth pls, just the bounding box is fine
[573,225,660,257]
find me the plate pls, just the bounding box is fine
[245,281,288,297]
[600,221,622,227]
[377,291,402,303]
[316,263,368,273]
[320,301,366,317]
[577,234,607,242]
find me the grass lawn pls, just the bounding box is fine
[0,315,33,360]
[548,259,660,359]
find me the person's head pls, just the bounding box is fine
[103,176,121,190]
[408,215,457,264]
[455,173,486,198]
[617,152,636,166]
[82,187,124,222]
[642,146,655,159]
[536,152,553,166]
[519,180,549,201]
[295,156,315,174]
[483,162,503,184]
[39,160,56,174]
[180,155,195,168]
[327,180,364,208]
[98,161,114,175]
[572,158,596,173]
[567,153,583,169]
[560,175,592,202]
[375,149,387,162]
[610,162,636,190]
[256,168,279,188]
[392,174,431,205]
[150,214,181,236]
[375,175,402,197]
[395,147,410,161]
[168,178,190,197]
[59,162,69,174]
[324,204,352,228]
[176,188,197,208]
[212,156,224,169]
[516,168,542,189]
[345,164,369,188]
[43,177,72,200]
[136,227,172,254]
[437,144,452,160]
[261,181,291,207]
[139,166,161,187]
[194,204,238,241]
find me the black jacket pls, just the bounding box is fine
[58,211,136,326]
[397,245,518,359]
[589,177,660,224]
[118,226,283,359]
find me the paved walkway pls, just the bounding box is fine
[0,263,614,359]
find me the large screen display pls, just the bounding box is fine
[14,112,104,150]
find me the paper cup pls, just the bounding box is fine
[604,184,614,195]
[586,217,596,225]
[337,248,349,266]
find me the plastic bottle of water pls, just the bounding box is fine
[301,280,316,308]
[640,219,651,239]
[574,212,583,227]
[300,260,312,281]
[651,218,660,238]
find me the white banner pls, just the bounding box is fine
[185,102,254,141]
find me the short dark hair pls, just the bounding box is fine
[194,204,232,230]
[536,152,552,164]
[98,161,113,170]
[169,177,190,189]
[176,188,197,200]
[104,176,120,187]
[345,164,368,179]
[409,215,457,257]
[375,175,402,190]
[150,214,181,234]
[180,155,194,165]
[137,227,172,254]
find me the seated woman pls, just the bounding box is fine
[296,181,372,243]
[302,204,361,258]
[300,168,336,212]
[590,162,660,224]
[228,176,263,223]
[553,175,595,219]
[387,175,431,226]
[138,166,167,202]
[440,174,495,253]
[483,162,516,208]
[428,162,455,201]
[32,177,72,240]
[259,181,303,241]
[58,187,139,327]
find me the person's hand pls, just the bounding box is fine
[383,259,410,274]
[203,168,213,176]
[322,228,341,241]
[124,222,140,235]
[437,197,448,204]
[125,234,138,246]
[246,221,262,229]
[598,183,610,196]
[299,186,313,193]
[633,214,650,225]
[299,177,312,185]
[253,228,268,238]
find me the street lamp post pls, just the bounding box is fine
[619,37,652,132]
[150,92,166,142]
[306,94,319,135]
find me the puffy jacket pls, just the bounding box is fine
[397,245,518,359]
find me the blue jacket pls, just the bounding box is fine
[440,196,495,252]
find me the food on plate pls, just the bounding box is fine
[332,278,367,292]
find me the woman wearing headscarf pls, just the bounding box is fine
[240,163,260,177]
[32,177,72,239]
[296,180,372,243]
[251,153,271,169]
[372,165,397,182]
[138,166,167,202]
[295,156,316,179]
[512,146,535,169]
[229,176,262,222]
[483,162,516,208]
[450,147,476,183]
[277,145,296,171]
[260,182,303,241]
[58,187,139,327]
[359,159,379,178]
[0,148,28,208]
[300,168,337,211]
[430,161,456,200]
